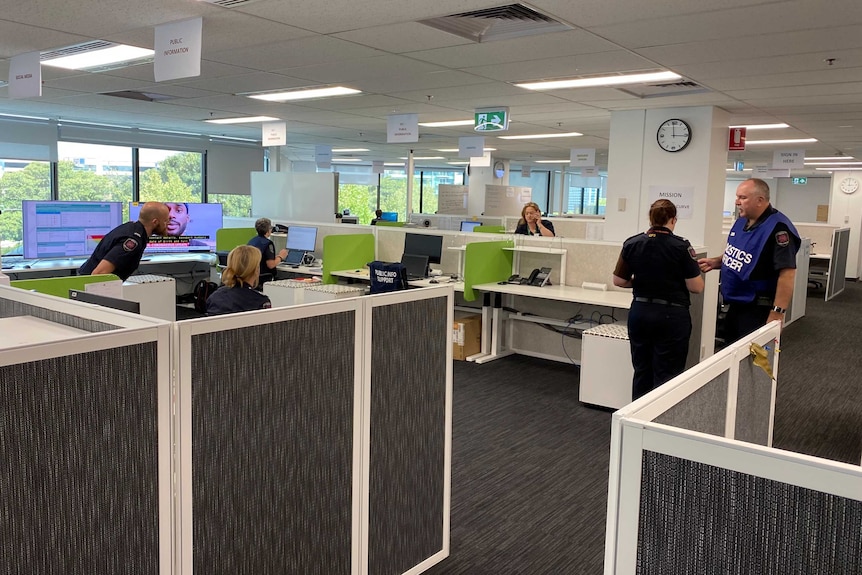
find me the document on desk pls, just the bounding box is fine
[85,280,123,298]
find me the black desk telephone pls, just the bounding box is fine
[503,267,551,287]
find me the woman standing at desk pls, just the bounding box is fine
[207,245,272,315]
[612,199,704,400]
[514,202,555,237]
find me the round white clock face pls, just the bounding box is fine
[656,119,692,152]
[840,177,859,194]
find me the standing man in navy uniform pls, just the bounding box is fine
[613,199,705,400]
[78,202,170,281]
[698,178,800,343]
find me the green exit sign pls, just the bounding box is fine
[474,108,509,132]
[792,177,808,185]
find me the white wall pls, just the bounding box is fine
[828,170,862,279]
[724,176,831,222]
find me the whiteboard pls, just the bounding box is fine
[483,184,532,217]
[250,172,336,222]
[437,185,469,215]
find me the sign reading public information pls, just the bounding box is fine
[474,108,509,132]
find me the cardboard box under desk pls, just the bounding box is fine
[453,311,481,361]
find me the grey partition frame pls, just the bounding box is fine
[826,227,851,301]
[605,321,862,574]
[175,286,453,575]
[0,286,173,575]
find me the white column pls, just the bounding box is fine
[828,170,862,279]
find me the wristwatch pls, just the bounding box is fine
[771,305,786,314]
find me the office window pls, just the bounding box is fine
[138,149,203,203]
[412,169,464,215]
[509,169,550,212]
[560,172,606,215]
[380,168,408,221]
[209,194,251,218]
[0,159,51,255]
[337,164,378,224]
[57,142,134,220]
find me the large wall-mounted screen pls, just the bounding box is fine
[129,202,222,253]
[22,200,124,259]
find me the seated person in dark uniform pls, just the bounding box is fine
[206,245,272,315]
[514,202,555,237]
[78,201,170,281]
[247,217,288,287]
[370,209,383,225]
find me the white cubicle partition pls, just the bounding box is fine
[605,321,862,574]
[0,285,173,575]
[174,286,453,575]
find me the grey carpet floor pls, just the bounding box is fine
[425,281,862,575]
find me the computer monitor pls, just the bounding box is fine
[341,216,359,224]
[129,202,222,253]
[401,253,429,279]
[460,220,482,232]
[22,200,124,259]
[380,211,398,222]
[403,233,443,265]
[286,225,318,251]
[69,289,141,314]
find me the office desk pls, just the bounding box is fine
[0,316,87,349]
[331,269,465,291]
[470,282,631,365]
[275,264,323,278]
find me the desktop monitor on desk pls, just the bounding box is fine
[403,233,443,266]
[401,253,430,280]
[380,211,398,222]
[460,220,482,232]
[130,202,222,253]
[22,200,124,259]
[69,289,141,314]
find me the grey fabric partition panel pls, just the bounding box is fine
[0,344,160,574]
[0,298,120,332]
[637,451,862,575]
[654,372,728,436]
[368,296,448,575]
[734,349,775,445]
[190,312,355,575]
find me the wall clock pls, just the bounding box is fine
[656,119,692,152]
[840,177,859,194]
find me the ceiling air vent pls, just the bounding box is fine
[103,91,175,103]
[617,81,709,99]
[419,4,572,43]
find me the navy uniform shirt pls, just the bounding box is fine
[514,220,556,236]
[248,235,276,276]
[78,220,148,281]
[205,284,272,315]
[614,226,701,307]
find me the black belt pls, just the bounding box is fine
[633,297,687,308]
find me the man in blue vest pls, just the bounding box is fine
[699,178,800,343]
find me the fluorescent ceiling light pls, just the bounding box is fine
[140,128,200,136]
[728,123,789,130]
[332,158,362,162]
[418,120,474,127]
[744,138,817,145]
[436,147,496,152]
[245,86,360,102]
[447,161,470,165]
[332,148,369,152]
[205,116,279,125]
[805,161,862,166]
[726,168,753,172]
[805,156,855,160]
[399,156,444,160]
[0,112,50,121]
[209,135,259,143]
[42,44,154,70]
[58,119,131,129]
[535,160,572,164]
[816,167,862,171]
[499,132,582,140]
[384,162,405,167]
[515,70,681,91]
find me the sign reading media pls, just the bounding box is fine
[474,108,509,132]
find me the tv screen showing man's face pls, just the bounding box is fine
[166,202,191,236]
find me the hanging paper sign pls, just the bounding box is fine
[581,166,599,177]
[372,161,384,174]
[459,136,485,157]
[8,51,41,99]
[387,113,418,143]
[521,165,531,178]
[154,17,202,82]
[262,122,286,146]
[315,145,332,169]
[772,149,805,169]
[570,148,595,167]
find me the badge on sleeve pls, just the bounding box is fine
[688,246,697,259]
[123,238,139,252]
[775,231,790,247]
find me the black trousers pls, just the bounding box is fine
[627,301,692,400]
[723,302,771,345]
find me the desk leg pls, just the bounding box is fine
[467,292,493,362]
[473,292,513,364]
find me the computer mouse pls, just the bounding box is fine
[430,279,439,284]
[23,265,31,269]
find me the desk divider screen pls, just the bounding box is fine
[215,227,256,252]
[472,225,506,234]
[10,274,121,299]
[322,233,375,284]
[463,240,514,301]
[375,221,406,227]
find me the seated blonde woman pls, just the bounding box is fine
[206,245,272,315]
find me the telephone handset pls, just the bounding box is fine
[501,267,551,286]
